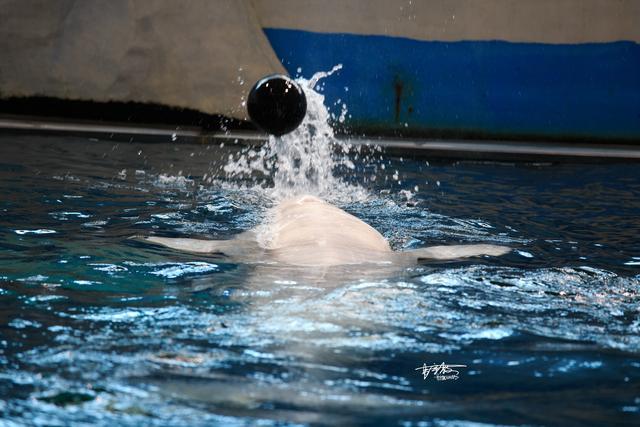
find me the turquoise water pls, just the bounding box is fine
[1,134,639,426]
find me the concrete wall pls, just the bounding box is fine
[0,0,285,120]
[256,0,640,141]
[1,0,638,135]
[253,0,640,43]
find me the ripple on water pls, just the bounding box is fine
[420,266,640,351]
[123,261,219,279]
[14,229,57,235]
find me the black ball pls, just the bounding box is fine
[247,74,307,136]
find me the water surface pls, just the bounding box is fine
[1,134,639,426]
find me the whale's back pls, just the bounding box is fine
[263,195,392,266]
[140,194,509,267]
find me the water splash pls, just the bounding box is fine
[223,65,370,204]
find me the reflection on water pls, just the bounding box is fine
[1,135,640,426]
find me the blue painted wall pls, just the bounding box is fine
[264,28,640,141]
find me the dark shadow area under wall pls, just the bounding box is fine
[0,96,257,132]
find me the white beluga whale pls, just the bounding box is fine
[140,194,510,267]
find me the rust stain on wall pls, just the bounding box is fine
[394,79,403,122]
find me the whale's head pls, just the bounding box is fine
[259,195,393,267]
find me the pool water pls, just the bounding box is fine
[1,131,639,426]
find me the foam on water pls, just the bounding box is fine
[222,65,372,204]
